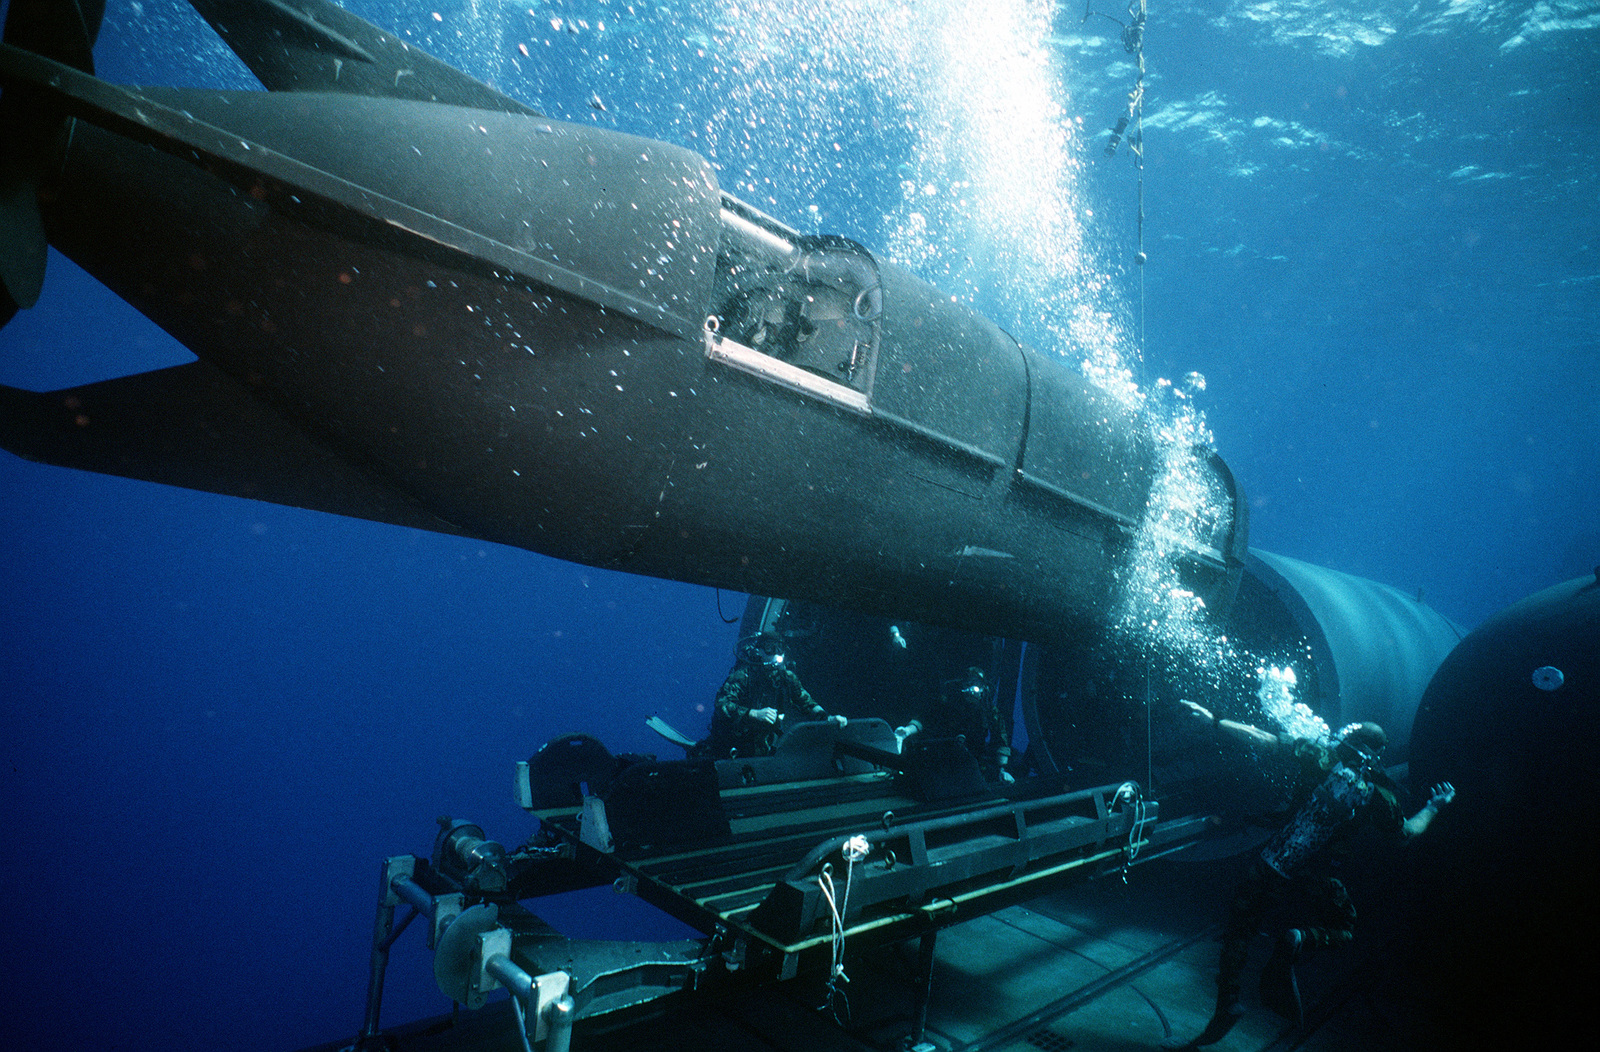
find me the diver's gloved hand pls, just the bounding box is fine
[1427,782,1456,810]
[751,707,780,724]
[829,714,849,729]
[894,720,922,743]
[1000,769,1015,784]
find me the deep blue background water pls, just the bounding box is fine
[1,3,1595,1051]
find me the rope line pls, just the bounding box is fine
[820,833,872,1025]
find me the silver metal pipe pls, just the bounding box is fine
[485,953,535,1000]
[357,896,396,1043]
[719,208,799,269]
[391,876,433,916]
[547,995,576,1052]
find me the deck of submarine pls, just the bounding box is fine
[301,849,1430,1052]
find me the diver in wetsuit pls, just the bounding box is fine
[693,633,845,759]
[1163,701,1455,1049]
[895,666,1014,781]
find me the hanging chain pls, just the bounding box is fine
[1086,0,1149,377]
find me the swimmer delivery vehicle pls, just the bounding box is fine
[0,0,1246,646]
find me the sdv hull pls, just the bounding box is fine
[0,1,1245,644]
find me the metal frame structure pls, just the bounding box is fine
[352,725,1212,1050]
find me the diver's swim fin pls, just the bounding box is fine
[645,715,698,751]
[1260,929,1305,1026]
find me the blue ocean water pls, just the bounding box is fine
[0,3,1595,1051]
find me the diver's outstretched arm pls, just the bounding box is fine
[1403,782,1456,838]
[1177,699,1282,750]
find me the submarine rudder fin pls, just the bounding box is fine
[0,0,104,326]
[0,362,477,538]
[186,0,543,117]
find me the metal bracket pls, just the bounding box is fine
[430,892,464,951]
[722,934,748,973]
[379,855,416,907]
[580,795,614,853]
[467,926,514,1010]
[469,927,572,1048]
[530,971,573,1046]
[515,760,534,810]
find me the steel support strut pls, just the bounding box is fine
[907,928,938,1051]
[355,856,419,1050]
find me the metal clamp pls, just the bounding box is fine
[474,929,573,1052]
